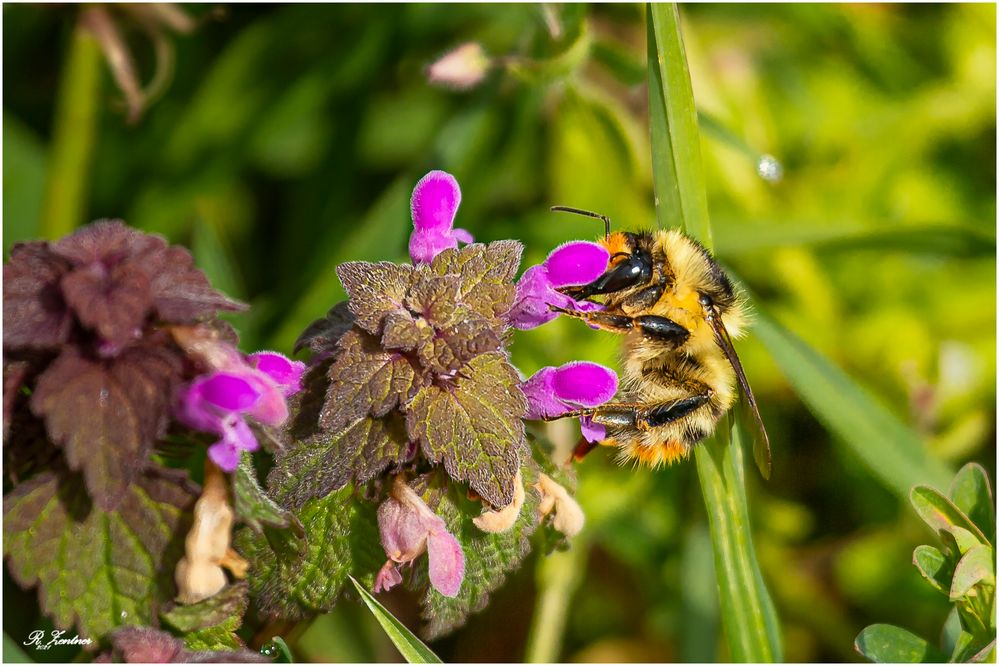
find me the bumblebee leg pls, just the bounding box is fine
[549,394,711,431]
[549,306,689,345]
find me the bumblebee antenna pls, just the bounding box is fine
[550,206,612,240]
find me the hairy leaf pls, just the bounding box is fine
[407,352,526,507]
[337,261,415,334]
[235,487,384,619]
[415,315,503,376]
[30,344,181,510]
[2,241,73,349]
[161,583,249,652]
[294,301,355,355]
[404,274,466,329]
[429,241,522,319]
[51,220,243,326]
[3,468,197,640]
[381,310,434,353]
[411,468,540,640]
[270,414,412,510]
[234,453,293,532]
[320,330,421,433]
[105,626,268,663]
[61,259,152,346]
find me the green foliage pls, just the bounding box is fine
[236,486,384,620]
[647,3,780,661]
[161,583,249,651]
[856,464,996,663]
[2,468,197,641]
[349,576,443,663]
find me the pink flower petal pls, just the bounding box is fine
[507,265,571,330]
[409,227,459,265]
[411,170,461,232]
[543,241,610,288]
[452,227,474,244]
[551,361,618,407]
[247,351,306,397]
[378,495,430,564]
[521,366,570,420]
[579,416,607,444]
[197,373,261,412]
[373,561,403,593]
[427,529,465,598]
[208,438,242,472]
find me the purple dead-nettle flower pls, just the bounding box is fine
[507,240,609,330]
[176,349,305,471]
[522,361,618,442]
[375,476,465,598]
[409,170,474,264]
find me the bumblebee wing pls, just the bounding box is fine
[708,314,772,480]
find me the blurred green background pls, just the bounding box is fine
[3,3,995,662]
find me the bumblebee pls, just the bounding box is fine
[547,206,772,479]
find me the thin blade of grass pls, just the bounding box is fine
[647,3,711,242]
[348,576,442,664]
[647,4,780,661]
[750,310,953,497]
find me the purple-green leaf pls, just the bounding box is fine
[406,352,527,508]
[30,344,182,510]
[429,241,522,319]
[3,468,197,640]
[2,241,74,349]
[161,583,249,652]
[337,261,415,334]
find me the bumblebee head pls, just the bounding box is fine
[558,231,655,300]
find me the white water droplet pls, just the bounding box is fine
[119,610,128,620]
[756,154,783,183]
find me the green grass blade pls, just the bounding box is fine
[646,3,711,242]
[695,426,781,661]
[751,310,953,497]
[348,576,442,664]
[647,4,780,661]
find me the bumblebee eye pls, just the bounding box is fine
[698,294,713,307]
[560,251,652,299]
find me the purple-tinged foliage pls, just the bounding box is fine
[3,220,245,511]
[409,170,474,264]
[507,240,609,329]
[102,626,268,663]
[522,361,618,442]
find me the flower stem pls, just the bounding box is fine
[39,16,102,240]
[524,537,590,663]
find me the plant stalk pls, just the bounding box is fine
[524,538,590,663]
[40,16,103,240]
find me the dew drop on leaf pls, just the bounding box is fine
[756,154,783,183]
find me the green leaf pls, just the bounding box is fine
[235,487,383,619]
[260,636,295,663]
[319,330,422,434]
[910,485,989,548]
[646,3,710,243]
[646,4,780,661]
[349,576,442,664]
[3,468,197,640]
[429,241,523,320]
[406,352,527,508]
[270,413,411,510]
[854,624,947,663]
[234,452,297,535]
[751,310,953,498]
[411,468,540,640]
[161,583,248,651]
[694,426,782,662]
[949,463,995,545]
[949,544,995,601]
[912,545,955,595]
